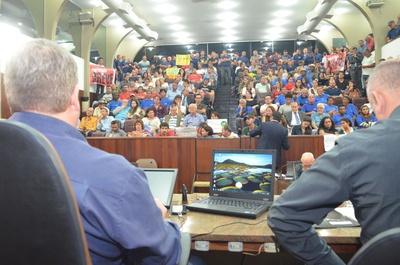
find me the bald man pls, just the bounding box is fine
[293,152,315,181]
[268,59,400,265]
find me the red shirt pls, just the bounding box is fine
[119,91,131,100]
[156,131,175,137]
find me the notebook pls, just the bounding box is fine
[186,149,276,219]
[142,168,178,209]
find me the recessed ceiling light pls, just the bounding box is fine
[268,27,285,33]
[222,36,238,42]
[217,1,239,9]
[218,12,239,19]
[177,38,193,44]
[163,16,181,23]
[173,31,190,38]
[274,10,292,17]
[169,24,185,30]
[154,4,178,13]
[269,18,290,26]
[222,29,237,36]
[277,0,298,6]
[217,21,238,28]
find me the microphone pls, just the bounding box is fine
[182,184,188,205]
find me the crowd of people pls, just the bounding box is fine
[88,22,400,138]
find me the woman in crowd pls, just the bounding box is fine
[339,117,355,135]
[142,108,161,135]
[238,75,251,97]
[173,95,186,116]
[356,104,377,129]
[317,72,328,87]
[244,90,258,109]
[127,119,152,137]
[154,79,162,91]
[301,76,311,89]
[285,76,295,91]
[345,80,362,99]
[291,79,303,99]
[134,86,146,101]
[317,116,339,135]
[309,79,319,95]
[198,125,216,139]
[291,116,312,135]
[241,81,256,99]
[261,106,275,122]
[149,95,167,119]
[126,99,143,119]
[271,82,282,101]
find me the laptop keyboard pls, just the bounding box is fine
[202,198,264,210]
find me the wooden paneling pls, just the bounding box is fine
[88,136,326,193]
[196,138,241,173]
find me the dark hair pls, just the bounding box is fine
[134,119,144,130]
[340,117,352,126]
[203,125,214,136]
[211,111,220,118]
[302,117,312,135]
[272,111,282,122]
[145,108,155,116]
[129,99,140,115]
[222,124,232,132]
[318,117,336,135]
[160,122,169,129]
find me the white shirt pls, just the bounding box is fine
[362,51,375,76]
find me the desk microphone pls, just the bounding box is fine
[182,184,188,205]
[278,164,287,179]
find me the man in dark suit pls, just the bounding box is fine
[250,112,290,167]
[284,101,307,128]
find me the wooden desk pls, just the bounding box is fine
[168,194,361,254]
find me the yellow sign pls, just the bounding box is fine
[166,68,180,79]
[176,54,190,66]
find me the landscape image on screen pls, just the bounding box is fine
[212,153,273,195]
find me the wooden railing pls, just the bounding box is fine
[87,136,325,193]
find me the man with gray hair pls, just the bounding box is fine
[5,39,181,265]
[268,59,400,265]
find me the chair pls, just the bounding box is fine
[136,158,158,168]
[334,97,343,106]
[92,131,107,137]
[124,119,136,133]
[352,97,367,113]
[191,172,211,193]
[0,120,91,265]
[348,227,400,265]
[179,232,191,265]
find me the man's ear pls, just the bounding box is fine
[69,85,81,113]
[369,90,385,120]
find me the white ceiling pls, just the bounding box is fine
[1,0,360,46]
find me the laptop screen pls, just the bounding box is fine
[210,149,276,201]
[142,168,178,208]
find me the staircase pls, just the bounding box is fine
[212,85,238,132]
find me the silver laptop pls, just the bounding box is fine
[142,168,178,209]
[186,149,276,219]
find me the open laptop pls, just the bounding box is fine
[142,168,178,209]
[187,149,276,219]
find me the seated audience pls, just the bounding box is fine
[242,114,258,136]
[259,95,279,115]
[149,95,168,119]
[142,108,161,135]
[93,99,109,119]
[198,125,216,139]
[317,117,339,135]
[236,99,255,134]
[107,93,122,113]
[325,78,343,99]
[339,117,355,135]
[333,104,354,127]
[128,119,152,137]
[278,93,294,115]
[311,103,330,130]
[296,89,309,107]
[324,96,339,117]
[182,104,205,127]
[79,107,98,137]
[113,99,130,128]
[155,122,175,137]
[127,99,143,119]
[164,104,183,128]
[345,80,361,99]
[284,101,306,128]
[356,104,377,129]
[97,108,115,132]
[342,96,359,122]
[301,94,318,116]
[106,120,127,137]
[291,117,312,135]
[261,106,276,122]
[221,124,239,139]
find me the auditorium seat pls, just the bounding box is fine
[0,120,91,265]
